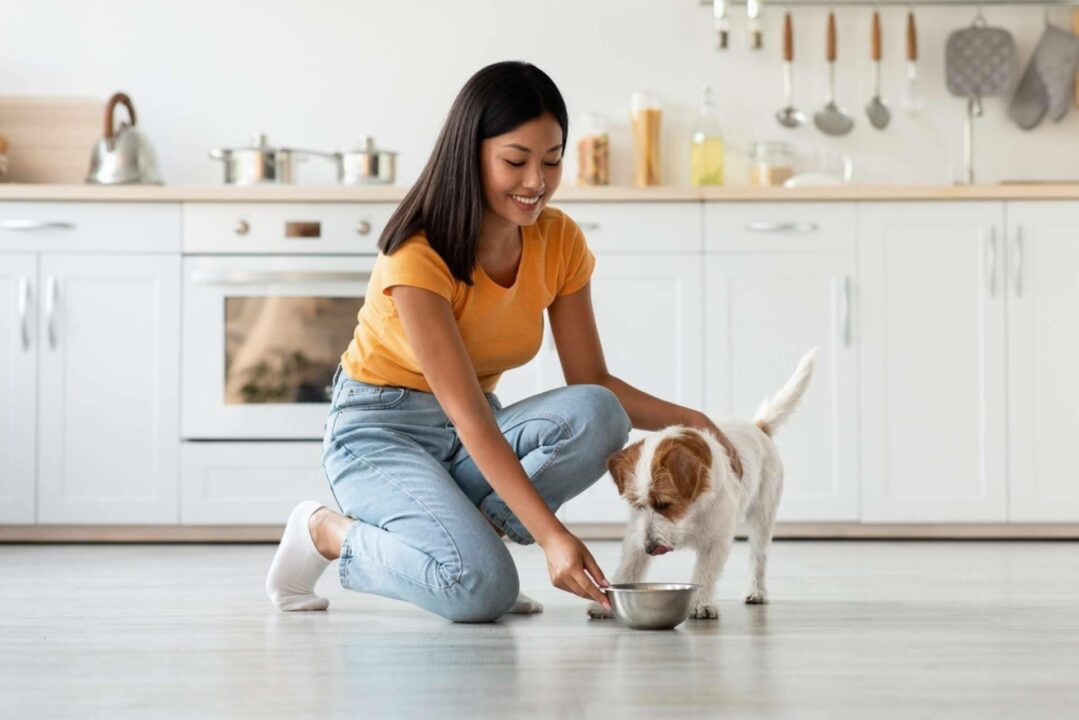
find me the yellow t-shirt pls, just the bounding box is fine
[341,206,595,393]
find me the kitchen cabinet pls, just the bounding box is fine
[0,204,181,524]
[704,254,859,521]
[1006,202,1079,521]
[703,202,859,522]
[0,254,37,522]
[503,254,705,524]
[859,202,1008,522]
[556,254,705,524]
[36,254,181,523]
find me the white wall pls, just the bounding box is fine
[3,1,1074,186]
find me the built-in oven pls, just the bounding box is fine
[180,203,394,441]
[182,253,373,439]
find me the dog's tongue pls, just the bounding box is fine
[649,545,671,556]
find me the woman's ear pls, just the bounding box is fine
[606,440,643,497]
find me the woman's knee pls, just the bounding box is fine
[442,538,520,623]
[570,384,631,453]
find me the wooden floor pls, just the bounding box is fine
[2,540,1076,719]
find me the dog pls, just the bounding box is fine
[588,349,817,620]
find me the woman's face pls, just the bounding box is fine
[480,113,564,228]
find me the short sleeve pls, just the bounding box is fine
[379,236,456,303]
[557,217,596,297]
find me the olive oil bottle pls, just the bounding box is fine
[690,85,724,186]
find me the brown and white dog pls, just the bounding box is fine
[589,349,817,620]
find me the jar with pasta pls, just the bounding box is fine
[575,114,609,186]
[630,91,662,187]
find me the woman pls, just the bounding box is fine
[265,61,730,623]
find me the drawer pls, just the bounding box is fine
[183,203,396,254]
[181,442,337,524]
[553,202,701,253]
[0,202,180,253]
[705,202,855,253]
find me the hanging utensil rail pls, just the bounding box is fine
[700,0,1079,7]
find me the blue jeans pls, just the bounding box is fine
[321,365,631,623]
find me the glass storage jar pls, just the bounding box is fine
[748,141,795,187]
[576,114,609,186]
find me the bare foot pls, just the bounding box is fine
[308,507,349,560]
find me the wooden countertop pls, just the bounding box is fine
[2,183,1079,202]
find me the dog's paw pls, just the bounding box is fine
[690,603,720,620]
[744,589,768,605]
[587,602,614,620]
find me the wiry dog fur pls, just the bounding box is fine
[589,349,817,620]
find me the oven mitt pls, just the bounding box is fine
[1009,24,1079,129]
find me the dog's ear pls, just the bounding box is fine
[606,440,643,497]
[656,432,713,502]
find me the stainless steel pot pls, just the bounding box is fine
[86,92,163,185]
[209,132,312,184]
[335,136,396,185]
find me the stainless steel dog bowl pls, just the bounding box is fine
[602,583,701,630]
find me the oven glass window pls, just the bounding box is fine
[224,296,362,404]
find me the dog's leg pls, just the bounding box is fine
[745,469,781,604]
[587,526,651,620]
[689,515,737,620]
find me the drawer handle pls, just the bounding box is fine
[837,276,852,347]
[18,278,31,351]
[45,276,58,350]
[190,270,372,285]
[234,220,250,236]
[1,219,75,231]
[356,220,372,236]
[577,222,601,232]
[745,221,818,233]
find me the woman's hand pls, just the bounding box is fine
[540,530,612,609]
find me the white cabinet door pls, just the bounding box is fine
[36,254,181,523]
[0,254,38,523]
[181,442,336,524]
[859,203,1007,522]
[556,255,704,524]
[704,254,859,521]
[1006,202,1079,521]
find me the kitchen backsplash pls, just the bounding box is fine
[2,0,1074,186]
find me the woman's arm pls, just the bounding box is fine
[547,282,731,441]
[389,285,611,605]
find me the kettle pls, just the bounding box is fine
[86,92,163,185]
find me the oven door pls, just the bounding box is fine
[182,254,374,439]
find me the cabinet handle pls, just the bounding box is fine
[190,270,372,285]
[1,219,75,231]
[1013,226,1024,299]
[18,278,31,351]
[837,275,851,347]
[745,221,818,233]
[986,227,998,298]
[45,276,58,350]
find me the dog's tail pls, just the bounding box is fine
[753,348,818,436]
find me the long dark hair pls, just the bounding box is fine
[378,61,568,285]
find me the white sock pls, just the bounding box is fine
[509,591,544,614]
[265,501,332,611]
